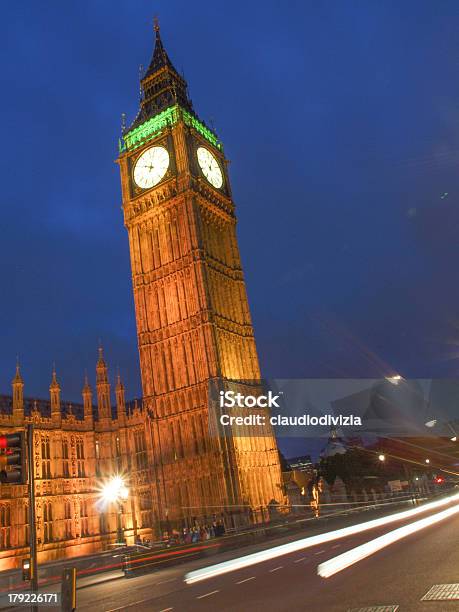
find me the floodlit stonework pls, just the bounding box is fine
[0,22,285,570]
[117,22,284,530]
[0,351,152,570]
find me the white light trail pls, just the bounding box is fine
[184,493,459,584]
[317,502,459,578]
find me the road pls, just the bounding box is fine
[74,499,459,612]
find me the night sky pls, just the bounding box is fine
[2,2,459,458]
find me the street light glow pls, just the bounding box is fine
[101,476,128,503]
[386,375,402,385]
[425,419,458,443]
[378,454,386,462]
[425,459,430,464]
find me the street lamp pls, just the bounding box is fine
[101,476,129,545]
[425,459,430,464]
[378,454,386,462]
[425,418,458,441]
[386,375,402,385]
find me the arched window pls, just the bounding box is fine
[76,438,85,477]
[62,439,70,477]
[95,439,100,477]
[80,499,89,537]
[134,430,148,470]
[0,505,11,548]
[43,502,53,543]
[41,437,51,479]
[64,500,73,539]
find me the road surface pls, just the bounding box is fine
[73,500,459,611]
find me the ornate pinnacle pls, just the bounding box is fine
[50,364,60,390]
[13,361,23,384]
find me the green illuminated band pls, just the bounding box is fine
[119,105,222,153]
[181,109,221,150]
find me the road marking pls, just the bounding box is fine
[236,576,256,584]
[315,550,325,555]
[196,590,219,599]
[421,583,459,601]
[105,600,148,611]
[269,566,283,572]
[332,544,341,549]
[294,556,306,563]
[347,607,399,612]
[157,578,177,585]
[159,608,174,612]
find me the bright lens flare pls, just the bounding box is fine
[184,493,459,584]
[317,502,459,578]
[101,476,127,503]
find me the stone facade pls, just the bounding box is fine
[118,24,284,530]
[0,23,286,570]
[0,350,152,570]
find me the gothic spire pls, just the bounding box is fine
[115,367,124,391]
[144,17,179,78]
[12,360,24,418]
[82,371,91,393]
[50,364,60,390]
[96,344,108,384]
[13,360,23,384]
[127,19,193,131]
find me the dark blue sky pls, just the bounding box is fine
[2,2,459,439]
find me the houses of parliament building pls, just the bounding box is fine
[0,21,284,569]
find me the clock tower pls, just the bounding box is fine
[118,21,283,529]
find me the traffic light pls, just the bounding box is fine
[0,432,26,484]
[22,558,31,581]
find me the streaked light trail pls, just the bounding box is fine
[317,502,459,578]
[184,493,459,584]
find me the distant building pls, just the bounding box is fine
[320,430,347,459]
[282,455,313,513]
[287,455,313,473]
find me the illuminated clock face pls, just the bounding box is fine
[197,147,223,189]
[133,146,169,189]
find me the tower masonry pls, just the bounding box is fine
[117,21,284,528]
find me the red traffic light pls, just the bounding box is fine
[0,434,22,450]
[435,476,445,484]
[0,432,26,484]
